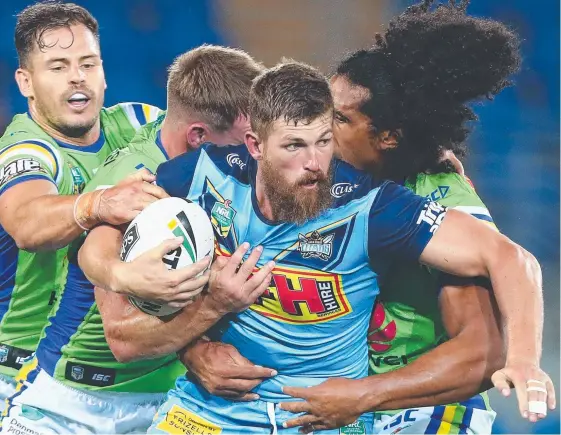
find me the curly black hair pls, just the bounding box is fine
[335,0,521,182]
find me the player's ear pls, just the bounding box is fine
[378,129,401,150]
[15,68,33,99]
[186,123,210,149]
[245,131,263,160]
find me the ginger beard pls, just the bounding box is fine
[260,153,333,225]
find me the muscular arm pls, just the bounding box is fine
[79,224,125,292]
[419,209,543,366]
[0,180,92,251]
[360,282,504,411]
[96,287,223,362]
[0,171,162,252]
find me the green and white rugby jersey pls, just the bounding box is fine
[34,117,186,393]
[0,103,161,378]
[368,171,496,415]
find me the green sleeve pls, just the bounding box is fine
[84,150,161,193]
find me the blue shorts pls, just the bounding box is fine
[149,379,373,435]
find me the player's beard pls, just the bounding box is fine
[36,86,101,139]
[260,158,333,225]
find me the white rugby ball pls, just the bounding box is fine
[120,197,215,317]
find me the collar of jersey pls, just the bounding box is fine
[26,112,106,153]
[155,130,170,160]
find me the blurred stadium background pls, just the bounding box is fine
[0,0,558,433]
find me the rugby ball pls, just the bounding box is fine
[120,197,214,316]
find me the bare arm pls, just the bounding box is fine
[0,180,86,251]
[98,243,275,362]
[419,209,542,366]
[96,287,221,362]
[0,171,165,251]
[359,283,504,411]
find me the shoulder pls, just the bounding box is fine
[329,159,385,207]
[157,143,250,192]
[413,171,488,209]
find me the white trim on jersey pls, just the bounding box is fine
[0,138,64,185]
[120,103,142,130]
[452,205,492,218]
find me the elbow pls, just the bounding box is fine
[13,231,39,252]
[105,329,141,363]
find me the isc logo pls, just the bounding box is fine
[92,373,111,382]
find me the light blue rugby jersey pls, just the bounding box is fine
[157,143,447,402]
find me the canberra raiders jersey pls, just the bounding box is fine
[368,171,495,414]
[34,117,185,393]
[155,143,448,402]
[0,103,161,378]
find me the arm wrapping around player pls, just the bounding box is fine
[94,242,274,362]
[0,170,164,251]
[359,282,504,411]
[419,209,543,367]
[96,287,223,363]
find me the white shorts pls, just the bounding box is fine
[0,369,165,434]
[373,404,496,434]
[0,375,16,414]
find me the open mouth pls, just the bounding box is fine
[67,92,91,110]
[301,180,319,189]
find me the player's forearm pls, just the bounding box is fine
[359,328,503,412]
[104,294,223,362]
[486,240,543,365]
[9,194,88,251]
[79,224,124,292]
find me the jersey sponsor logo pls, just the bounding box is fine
[0,344,33,369]
[382,409,418,432]
[416,201,447,233]
[340,420,367,435]
[211,199,236,238]
[226,153,246,170]
[121,224,140,261]
[297,231,334,260]
[371,355,408,367]
[65,362,116,386]
[70,165,85,194]
[368,302,397,352]
[156,404,222,435]
[425,185,449,201]
[330,182,359,198]
[103,148,128,167]
[0,158,46,187]
[250,264,352,324]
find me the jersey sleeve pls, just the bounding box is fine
[367,181,448,274]
[84,150,160,193]
[155,147,205,198]
[0,139,63,195]
[415,172,497,289]
[417,172,496,229]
